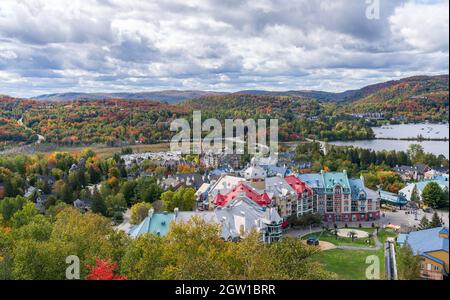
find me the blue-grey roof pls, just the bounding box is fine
[401,227,449,255]
[297,173,324,189]
[379,190,408,205]
[349,179,366,200]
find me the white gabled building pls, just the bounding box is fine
[206,157,308,219]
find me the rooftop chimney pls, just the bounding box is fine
[148,208,154,219]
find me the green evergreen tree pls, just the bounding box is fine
[429,212,443,228]
[398,244,421,280]
[418,215,430,230]
[91,188,107,216]
[422,182,444,208]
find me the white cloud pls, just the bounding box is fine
[390,1,449,52]
[0,0,448,97]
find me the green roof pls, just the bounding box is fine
[322,172,351,191]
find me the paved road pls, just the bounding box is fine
[381,209,449,228]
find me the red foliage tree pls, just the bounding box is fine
[86,259,127,280]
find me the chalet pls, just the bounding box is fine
[397,227,449,280]
[35,194,49,214]
[73,199,92,213]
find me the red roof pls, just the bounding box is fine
[284,175,312,195]
[214,182,272,207]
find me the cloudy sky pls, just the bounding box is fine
[0,0,448,97]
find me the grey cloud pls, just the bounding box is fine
[0,0,448,97]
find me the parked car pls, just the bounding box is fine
[423,207,433,213]
[306,236,319,246]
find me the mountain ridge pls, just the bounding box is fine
[23,74,449,104]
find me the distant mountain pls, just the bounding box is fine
[20,74,450,105]
[31,90,226,103]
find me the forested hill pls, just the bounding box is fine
[182,75,449,122]
[339,75,449,122]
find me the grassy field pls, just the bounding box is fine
[314,249,383,280]
[310,229,398,280]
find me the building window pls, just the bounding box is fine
[420,263,424,269]
[434,266,439,271]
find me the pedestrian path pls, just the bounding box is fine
[287,228,383,251]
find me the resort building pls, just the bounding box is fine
[207,158,312,219]
[128,198,282,244]
[298,171,380,223]
[284,175,314,217]
[215,193,283,243]
[398,227,449,280]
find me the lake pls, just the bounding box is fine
[372,123,449,139]
[330,139,449,158]
[329,123,449,158]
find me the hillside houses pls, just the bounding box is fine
[393,164,430,181]
[158,173,207,191]
[120,151,183,168]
